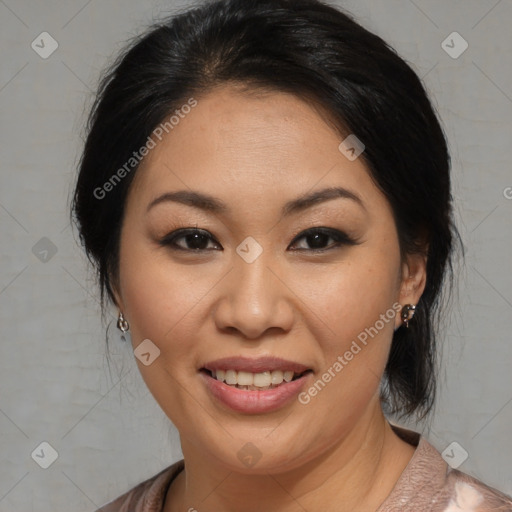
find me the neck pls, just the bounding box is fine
[166,401,415,512]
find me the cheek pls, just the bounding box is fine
[300,251,400,345]
[296,242,401,404]
[295,288,398,444]
[117,232,202,364]
[116,236,207,426]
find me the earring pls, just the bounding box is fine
[400,304,416,328]
[117,312,130,341]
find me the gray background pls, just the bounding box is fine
[1,0,511,510]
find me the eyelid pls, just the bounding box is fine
[288,226,359,250]
[159,226,359,252]
[158,227,222,250]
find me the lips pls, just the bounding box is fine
[199,356,313,413]
[201,356,311,374]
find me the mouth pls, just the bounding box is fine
[200,368,313,391]
[199,360,314,414]
[199,356,314,413]
[200,355,313,390]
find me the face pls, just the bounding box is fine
[114,85,425,473]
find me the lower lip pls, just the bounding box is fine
[200,370,312,414]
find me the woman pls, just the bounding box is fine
[72,0,512,510]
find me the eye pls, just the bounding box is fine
[159,226,358,253]
[158,228,221,251]
[288,227,358,252]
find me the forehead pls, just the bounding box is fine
[127,85,382,215]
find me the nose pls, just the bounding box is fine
[213,252,295,340]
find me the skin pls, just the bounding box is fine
[113,84,427,512]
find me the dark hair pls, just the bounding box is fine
[71,0,461,419]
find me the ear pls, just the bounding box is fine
[395,251,427,330]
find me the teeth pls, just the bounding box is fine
[237,371,254,386]
[225,370,237,385]
[271,370,283,385]
[253,371,271,387]
[212,369,302,388]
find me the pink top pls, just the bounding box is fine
[96,426,512,511]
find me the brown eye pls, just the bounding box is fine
[159,229,221,251]
[159,226,358,253]
[289,227,358,251]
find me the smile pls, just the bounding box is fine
[203,369,309,390]
[199,356,314,414]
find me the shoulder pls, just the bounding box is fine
[440,468,512,511]
[380,425,512,511]
[95,459,185,512]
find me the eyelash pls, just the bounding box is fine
[158,226,359,253]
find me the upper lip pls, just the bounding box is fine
[202,356,311,374]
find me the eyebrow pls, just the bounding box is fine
[146,186,365,217]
